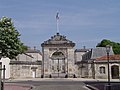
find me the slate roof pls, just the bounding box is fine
[75,49,89,52]
[24,48,42,55]
[82,47,114,60]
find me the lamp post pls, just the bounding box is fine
[106,45,111,90]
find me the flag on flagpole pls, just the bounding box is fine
[56,12,59,20]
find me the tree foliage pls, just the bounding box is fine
[96,39,120,54]
[0,17,27,59]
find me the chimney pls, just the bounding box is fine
[83,46,86,49]
[34,46,36,50]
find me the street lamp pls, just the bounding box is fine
[106,45,111,90]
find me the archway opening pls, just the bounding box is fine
[51,51,66,77]
[111,65,119,79]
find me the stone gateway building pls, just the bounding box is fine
[41,33,76,78]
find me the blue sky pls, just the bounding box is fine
[0,0,120,50]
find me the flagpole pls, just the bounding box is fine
[57,19,59,33]
[57,20,59,33]
[56,12,59,33]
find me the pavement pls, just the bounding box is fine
[4,83,32,90]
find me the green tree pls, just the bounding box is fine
[0,17,27,59]
[96,39,120,54]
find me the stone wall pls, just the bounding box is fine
[10,64,41,79]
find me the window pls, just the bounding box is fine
[99,66,105,74]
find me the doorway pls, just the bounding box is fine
[51,51,66,77]
[111,65,119,79]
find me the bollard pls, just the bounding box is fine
[0,62,2,90]
[1,82,3,90]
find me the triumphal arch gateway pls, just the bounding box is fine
[41,33,76,78]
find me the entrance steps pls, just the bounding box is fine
[51,73,66,78]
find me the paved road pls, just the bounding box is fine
[32,85,89,90]
[31,81,89,90]
[6,78,120,90]
[7,79,90,90]
[31,80,89,90]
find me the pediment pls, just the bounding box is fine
[41,33,75,47]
